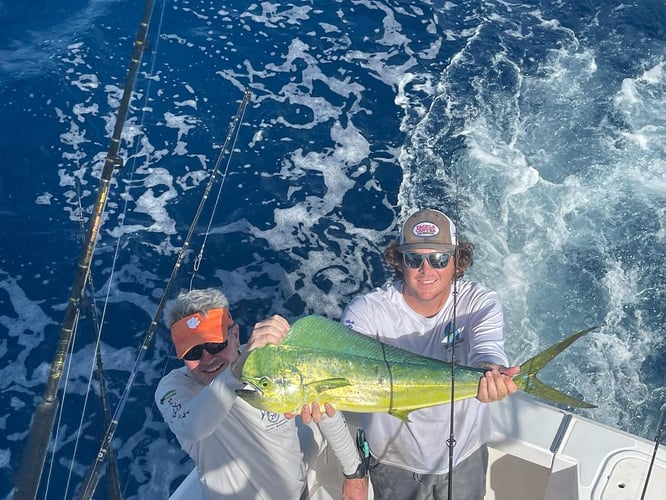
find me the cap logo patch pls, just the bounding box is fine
[413,222,439,237]
[186,316,201,329]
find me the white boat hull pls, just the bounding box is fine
[169,394,666,499]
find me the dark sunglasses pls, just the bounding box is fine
[183,340,229,361]
[402,251,452,269]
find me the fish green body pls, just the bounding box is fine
[237,315,595,421]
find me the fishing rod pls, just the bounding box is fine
[446,177,461,500]
[67,271,123,499]
[14,1,157,499]
[72,181,123,499]
[77,87,252,500]
[640,403,666,500]
[90,314,124,500]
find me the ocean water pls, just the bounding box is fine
[1,0,665,498]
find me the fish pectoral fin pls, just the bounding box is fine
[389,410,412,422]
[305,378,351,393]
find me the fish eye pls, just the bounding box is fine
[259,377,270,388]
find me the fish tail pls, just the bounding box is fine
[515,327,597,409]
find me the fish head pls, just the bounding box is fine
[235,344,308,413]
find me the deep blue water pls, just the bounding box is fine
[1,0,665,498]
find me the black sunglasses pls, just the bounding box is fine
[402,251,452,269]
[183,340,229,361]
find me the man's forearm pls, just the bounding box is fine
[317,412,362,475]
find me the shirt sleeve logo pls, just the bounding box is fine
[160,390,177,405]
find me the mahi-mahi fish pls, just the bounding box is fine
[236,315,595,421]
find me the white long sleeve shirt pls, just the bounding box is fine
[156,360,361,498]
[341,279,508,474]
[156,366,306,499]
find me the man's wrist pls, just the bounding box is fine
[343,461,367,479]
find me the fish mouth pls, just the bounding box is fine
[236,380,263,399]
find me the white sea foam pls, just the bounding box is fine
[5,1,666,498]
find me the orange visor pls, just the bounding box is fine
[171,307,233,359]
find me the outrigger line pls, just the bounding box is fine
[14,1,157,499]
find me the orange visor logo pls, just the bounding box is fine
[170,307,233,359]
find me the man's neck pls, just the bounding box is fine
[401,286,452,318]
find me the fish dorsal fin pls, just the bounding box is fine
[284,315,444,367]
[283,315,378,353]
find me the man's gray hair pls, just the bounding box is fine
[165,288,229,327]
